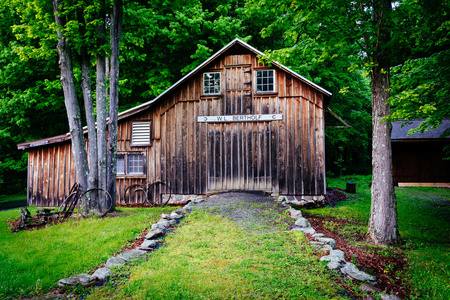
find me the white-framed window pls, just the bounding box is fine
[128,154,144,174]
[203,72,221,95]
[117,154,125,174]
[256,69,275,92]
[116,152,145,175]
[131,122,151,146]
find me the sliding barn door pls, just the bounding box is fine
[207,122,273,192]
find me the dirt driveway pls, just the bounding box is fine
[193,191,293,233]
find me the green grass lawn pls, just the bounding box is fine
[0,206,174,299]
[307,175,450,299]
[88,211,344,300]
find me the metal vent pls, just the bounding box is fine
[132,122,151,145]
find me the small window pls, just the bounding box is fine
[116,152,145,176]
[128,154,144,174]
[117,154,125,174]
[203,72,221,95]
[132,122,151,146]
[256,70,275,92]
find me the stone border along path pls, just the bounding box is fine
[54,194,401,300]
[278,196,402,300]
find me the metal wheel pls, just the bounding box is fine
[58,192,78,219]
[147,181,172,207]
[124,184,147,205]
[78,188,112,218]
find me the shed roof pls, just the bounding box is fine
[391,118,450,141]
[18,38,332,150]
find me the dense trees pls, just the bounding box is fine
[0,1,447,237]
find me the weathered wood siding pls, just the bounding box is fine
[27,142,76,207]
[26,51,327,206]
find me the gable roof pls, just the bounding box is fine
[118,38,332,120]
[392,118,450,141]
[18,38,332,150]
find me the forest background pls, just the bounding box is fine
[0,0,448,196]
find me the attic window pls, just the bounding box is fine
[256,70,275,92]
[131,122,151,146]
[203,72,221,95]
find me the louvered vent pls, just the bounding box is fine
[132,122,151,145]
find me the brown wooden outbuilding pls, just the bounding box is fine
[392,118,450,187]
[17,39,332,207]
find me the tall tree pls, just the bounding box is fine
[255,0,408,245]
[7,0,123,214]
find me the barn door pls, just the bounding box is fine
[207,122,273,192]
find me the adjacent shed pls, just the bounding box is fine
[392,118,450,186]
[17,38,332,207]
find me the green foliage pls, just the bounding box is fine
[0,207,173,298]
[306,175,450,299]
[89,211,343,299]
[390,50,450,136]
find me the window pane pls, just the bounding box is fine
[203,72,221,95]
[128,154,144,174]
[256,70,275,92]
[117,155,125,174]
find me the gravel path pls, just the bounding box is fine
[193,191,292,233]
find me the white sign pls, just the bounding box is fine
[198,114,283,123]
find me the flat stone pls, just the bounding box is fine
[341,262,377,282]
[118,249,147,261]
[291,227,316,235]
[359,283,381,293]
[288,208,302,219]
[151,223,166,231]
[157,218,171,228]
[169,212,184,219]
[294,217,311,228]
[320,250,345,263]
[145,229,164,239]
[277,196,287,202]
[105,256,125,268]
[193,198,204,203]
[312,233,325,238]
[92,268,113,281]
[167,218,177,226]
[141,239,158,248]
[380,294,401,300]
[180,205,192,213]
[316,237,336,249]
[58,274,96,287]
[161,213,171,219]
[326,261,341,270]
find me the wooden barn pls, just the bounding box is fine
[17,38,332,207]
[392,118,450,187]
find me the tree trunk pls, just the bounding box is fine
[107,0,123,210]
[96,1,108,207]
[53,0,89,193]
[367,0,400,245]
